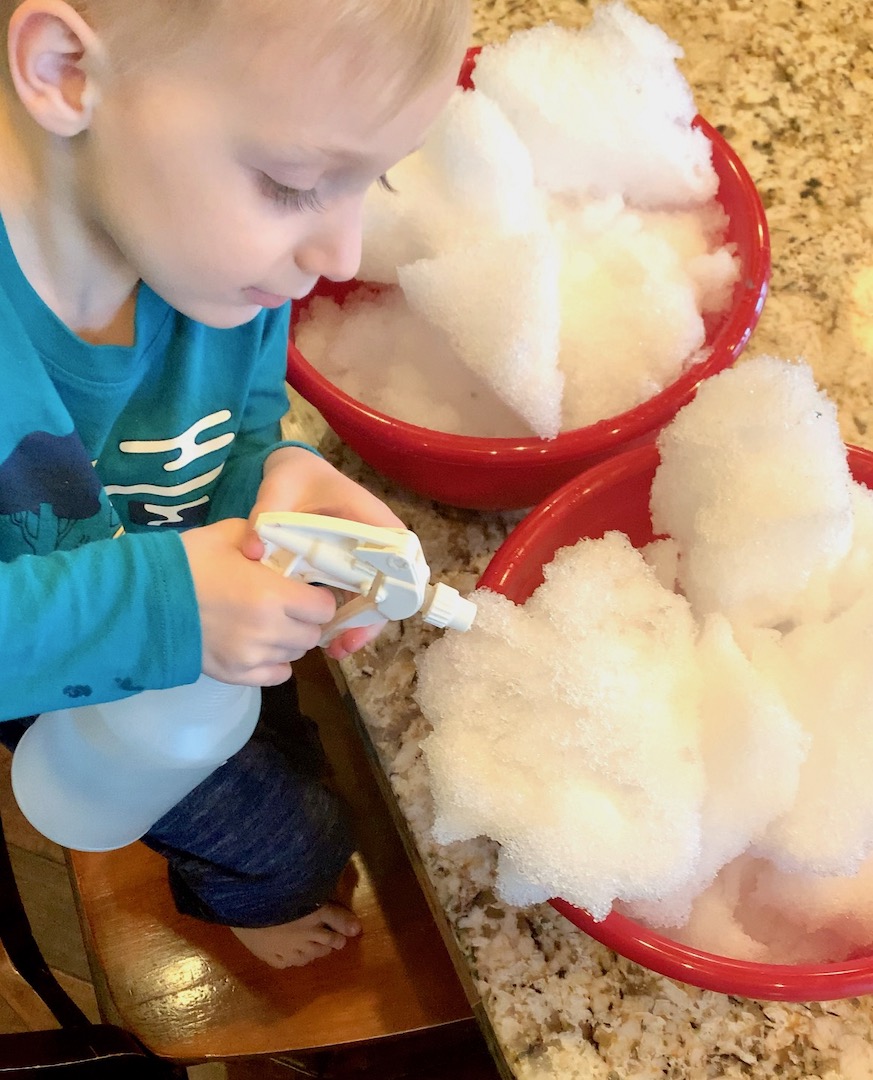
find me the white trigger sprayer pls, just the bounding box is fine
[256,511,476,643]
[11,514,476,851]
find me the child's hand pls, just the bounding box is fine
[181,517,337,686]
[244,448,406,659]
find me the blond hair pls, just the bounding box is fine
[3,1,470,96]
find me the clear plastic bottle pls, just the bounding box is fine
[11,676,261,851]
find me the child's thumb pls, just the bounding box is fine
[241,511,267,562]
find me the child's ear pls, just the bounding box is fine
[7,0,105,137]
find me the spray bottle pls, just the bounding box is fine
[11,512,475,851]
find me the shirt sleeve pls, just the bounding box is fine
[205,304,320,524]
[0,530,202,721]
[0,306,313,722]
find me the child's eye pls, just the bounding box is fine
[257,173,325,212]
[377,174,396,194]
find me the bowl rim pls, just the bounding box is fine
[478,440,873,1001]
[286,104,772,464]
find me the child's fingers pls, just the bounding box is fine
[253,448,406,532]
[323,619,388,661]
[240,527,266,562]
[275,577,337,625]
[253,662,295,687]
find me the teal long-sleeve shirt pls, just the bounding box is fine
[0,216,311,721]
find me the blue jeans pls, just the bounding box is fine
[2,679,354,929]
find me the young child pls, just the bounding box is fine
[0,0,470,967]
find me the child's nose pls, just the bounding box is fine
[294,197,364,283]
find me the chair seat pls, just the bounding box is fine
[66,653,476,1066]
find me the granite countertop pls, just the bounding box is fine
[283,1,873,1076]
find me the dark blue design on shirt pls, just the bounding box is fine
[0,430,106,553]
[63,684,93,699]
[115,676,144,693]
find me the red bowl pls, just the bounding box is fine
[286,49,771,511]
[478,441,873,1001]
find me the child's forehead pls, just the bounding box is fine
[71,0,469,79]
[88,0,469,141]
[238,68,452,183]
[195,0,466,108]
[96,0,466,166]
[213,20,457,140]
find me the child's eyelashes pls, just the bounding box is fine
[257,172,326,212]
[257,171,395,210]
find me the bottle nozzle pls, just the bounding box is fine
[420,582,477,632]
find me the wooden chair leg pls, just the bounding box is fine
[0,813,90,1029]
[0,1027,187,1077]
[0,810,185,1078]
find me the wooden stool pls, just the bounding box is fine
[66,653,497,1079]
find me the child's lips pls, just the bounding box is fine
[242,286,291,308]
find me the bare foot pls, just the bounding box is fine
[231,902,362,968]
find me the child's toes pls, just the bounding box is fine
[318,901,362,937]
[285,942,334,967]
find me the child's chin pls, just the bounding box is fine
[177,299,265,329]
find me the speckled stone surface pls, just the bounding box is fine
[283,2,873,1077]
